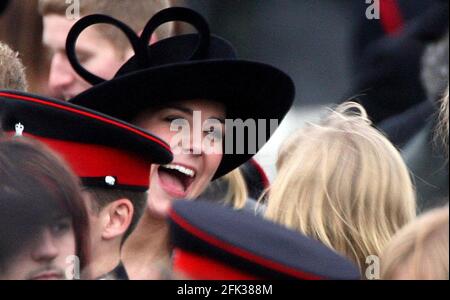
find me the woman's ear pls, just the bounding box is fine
[101,199,134,241]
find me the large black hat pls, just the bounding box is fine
[0,90,172,191]
[169,201,361,280]
[69,7,295,179]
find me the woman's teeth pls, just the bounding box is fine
[161,164,196,178]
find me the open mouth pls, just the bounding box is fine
[157,164,196,198]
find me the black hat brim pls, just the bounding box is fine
[71,59,295,179]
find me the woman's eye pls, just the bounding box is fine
[204,127,223,140]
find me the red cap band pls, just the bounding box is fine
[173,248,259,280]
[10,132,151,189]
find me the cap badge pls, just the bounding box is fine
[105,176,116,186]
[15,123,24,136]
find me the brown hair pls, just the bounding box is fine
[381,205,449,280]
[0,41,28,91]
[0,137,90,272]
[85,187,147,243]
[39,0,173,54]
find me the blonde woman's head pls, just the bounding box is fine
[381,205,449,280]
[265,102,417,272]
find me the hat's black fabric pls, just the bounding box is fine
[68,7,295,179]
[0,90,172,190]
[169,201,361,280]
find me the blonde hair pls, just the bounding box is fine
[39,0,173,54]
[223,169,248,210]
[0,42,28,91]
[381,205,449,280]
[265,102,417,272]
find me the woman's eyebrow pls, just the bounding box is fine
[166,105,193,115]
[167,106,225,123]
[207,117,225,124]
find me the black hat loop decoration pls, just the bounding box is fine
[65,14,148,85]
[66,7,211,86]
[140,7,211,61]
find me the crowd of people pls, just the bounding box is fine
[0,0,448,280]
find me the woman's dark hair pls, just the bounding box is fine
[0,137,90,272]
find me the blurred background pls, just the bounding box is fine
[180,0,356,107]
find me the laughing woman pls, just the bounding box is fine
[67,8,295,279]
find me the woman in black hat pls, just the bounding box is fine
[67,7,295,279]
